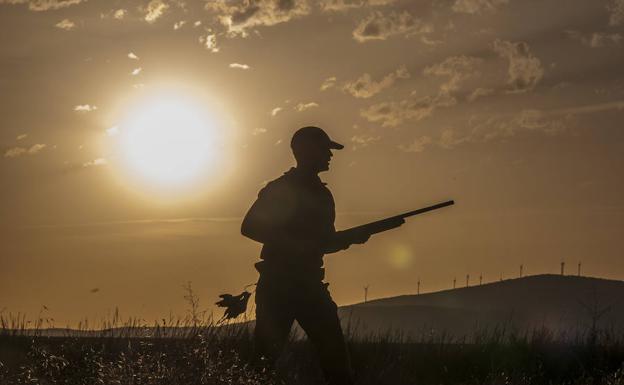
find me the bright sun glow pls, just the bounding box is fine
[119,94,218,187]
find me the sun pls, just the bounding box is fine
[117,93,218,188]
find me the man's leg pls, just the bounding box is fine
[254,277,295,365]
[296,283,354,385]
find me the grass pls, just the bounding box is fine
[2,284,624,385]
[2,316,624,384]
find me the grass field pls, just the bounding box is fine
[2,314,624,385]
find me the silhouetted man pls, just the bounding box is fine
[241,126,375,385]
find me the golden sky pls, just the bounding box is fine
[1,0,624,327]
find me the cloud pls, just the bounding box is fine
[360,56,484,128]
[271,107,282,116]
[451,0,508,15]
[467,87,494,101]
[493,39,544,93]
[0,0,84,11]
[295,102,319,111]
[565,30,622,48]
[319,0,396,12]
[229,62,250,69]
[465,109,570,144]
[548,100,624,116]
[343,66,409,98]
[4,147,27,158]
[131,67,142,75]
[361,93,456,127]
[320,76,337,91]
[360,56,482,127]
[143,0,168,23]
[399,136,432,153]
[128,52,139,60]
[448,106,598,149]
[423,56,482,95]
[608,0,624,26]
[113,8,127,19]
[82,158,107,168]
[199,32,219,52]
[419,101,624,152]
[351,134,381,149]
[106,126,119,136]
[438,128,468,149]
[16,134,28,140]
[4,144,46,158]
[352,10,432,42]
[74,104,97,112]
[29,144,46,153]
[173,20,186,29]
[207,0,311,37]
[252,127,267,135]
[55,18,76,30]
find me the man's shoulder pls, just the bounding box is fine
[258,169,297,197]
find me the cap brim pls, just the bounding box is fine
[329,141,344,150]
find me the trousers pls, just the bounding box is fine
[254,272,354,385]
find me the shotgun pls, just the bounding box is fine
[339,200,454,240]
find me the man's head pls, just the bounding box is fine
[291,126,343,173]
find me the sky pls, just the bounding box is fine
[1,0,624,327]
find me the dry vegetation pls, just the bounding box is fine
[2,317,624,384]
[1,285,624,385]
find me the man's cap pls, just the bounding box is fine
[290,126,344,152]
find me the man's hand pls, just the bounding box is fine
[349,232,370,244]
[348,217,404,244]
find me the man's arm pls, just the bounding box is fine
[323,230,369,253]
[241,182,326,254]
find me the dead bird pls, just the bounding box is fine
[215,291,252,320]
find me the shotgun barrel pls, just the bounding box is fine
[343,200,454,237]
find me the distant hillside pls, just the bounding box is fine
[12,275,624,340]
[338,275,624,339]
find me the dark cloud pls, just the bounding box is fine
[433,100,624,150]
[493,39,544,93]
[423,55,483,95]
[360,93,456,127]
[398,135,432,153]
[566,30,622,48]
[319,0,395,12]
[608,0,624,26]
[343,66,409,98]
[352,10,432,42]
[451,0,508,15]
[467,87,494,101]
[206,0,311,36]
[360,55,484,127]
[0,0,85,11]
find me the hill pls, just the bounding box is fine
[337,274,624,339]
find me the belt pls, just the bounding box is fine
[255,261,325,282]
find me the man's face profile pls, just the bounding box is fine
[294,145,334,173]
